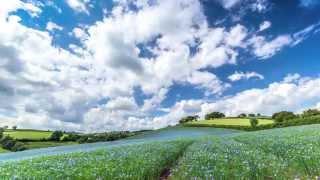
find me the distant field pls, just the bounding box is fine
[24,141,77,149]
[187,118,274,127]
[4,130,53,140]
[0,147,8,153]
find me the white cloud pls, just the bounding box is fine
[259,21,271,32]
[160,74,320,124]
[0,0,318,132]
[228,71,264,82]
[46,22,63,31]
[217,0,241,9]
[249,35,292,59]
[66,0,90,14]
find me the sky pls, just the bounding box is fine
[0,0,320,132]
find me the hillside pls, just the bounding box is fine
[1,124,320,179]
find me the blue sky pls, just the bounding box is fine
[0,0,320,132]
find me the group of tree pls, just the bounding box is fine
[179,115,199,123]
[0,128,26,152]
[205,112,225,120]
[238,113,262,118]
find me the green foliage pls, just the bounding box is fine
[302,109,320,118]
[179,115,199,124]
[238,113,247,118]
[62,133,81,142]
[76,131,136,144]
[205,112,225,120]
[12,126,17,130]
[248,113,255,117]
[49,131,64,141]
[250,118,258,128]
[0,128,3,139]
[0,136,26,152]
[272,111,297,122]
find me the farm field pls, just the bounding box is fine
[23,141,78,149]
[4,129,53,140]
[1,125,320,179]
[186,118,274,126]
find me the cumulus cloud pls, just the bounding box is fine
[160,74,320,125]
[249,35,292,59]
[46,22,63,31]
[259,21,271,32]
[66,0,91,14]
[228,71,264,82]
[0,0,318,132]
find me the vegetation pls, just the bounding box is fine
[2,125,320,179]
[0,140,192,179]
[250,118,258,128]
[23,141,77,149]
[49,131,64,141]
[272,111,297,122]
[186,118,273,127]
[302,109,320,118]
[205,112,225,120]
[4,129,52,140]
[179,115,199,124]
[171,125,320,179]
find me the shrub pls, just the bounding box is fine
[49,131,64,141]
[250,118,258,128]
[248,114,255,117]
[12,126,17,130]
[272,111,297,122]
[62,133,81,141]
[11,142,26,152]
[205,112,225,120]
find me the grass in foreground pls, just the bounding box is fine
[0,139,192,179]
[171,125,320,179]
[4,130,52,140]
[187,118,274,127]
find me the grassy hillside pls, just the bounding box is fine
[4,129,53,140]
[186,118,274,126]
[1,124,320,179]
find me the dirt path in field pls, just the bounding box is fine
[159,141,194,180]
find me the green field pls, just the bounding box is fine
[0,147,8,153]
[1,124,320,179]
[4,129,53,140]
[187,118,274,126]
[23,141,77,149]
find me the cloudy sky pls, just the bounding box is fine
[0,0,320,132]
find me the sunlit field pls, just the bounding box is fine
[1,125,320,179]
[187,118,274,126]
[4,130,53,140]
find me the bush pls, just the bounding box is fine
[250,118,258,128]
[62,133,81,141]
[11,142,26,152]
[12,126,17,130]
[205,112,225,120]
[49,131,64,141]
[272,111,297,122]
[0,136,26,151]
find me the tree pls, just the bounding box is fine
[0,128,3,139]
[12,126,17,130]
[3,126,8,130]
[49,131,64,141]
[179,115,199,124]
[302,109,320,118]
[250,118,258,128]
[238,113,247,118]
[272,111,297,123]
[248,114,255,117]
[205,112,225,120]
